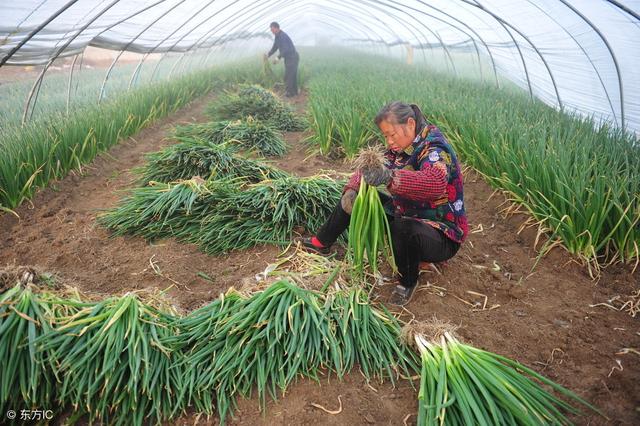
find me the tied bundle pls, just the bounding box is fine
[404,320,602,425]
[206,84,306,131]
[173,118,287,157]
[348,148,397,279]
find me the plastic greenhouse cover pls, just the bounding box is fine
[0,0,639,134]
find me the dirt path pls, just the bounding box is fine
[0,89,638,425]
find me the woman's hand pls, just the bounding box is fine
[362,166,393,187]
[341,189,357,214]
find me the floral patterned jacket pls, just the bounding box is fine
[346,121,468,243]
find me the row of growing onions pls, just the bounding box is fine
[304,52,639,273]
[0,64,272,212]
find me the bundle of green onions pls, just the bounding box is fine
[325,286,418,381]
[98,177,234,240]
[137,137,288,184]
[261,55,277,85]
[0,284,60,415]
[163,291,246,416]
[173,118,287,157]
[169,278,417,424]
[101,174,342,255]
[407,321,601,425]
[348,149,397,279]
[196,175,342,254]
[37,293,183,426]
[171,280,342,422]
[207,84,306,131]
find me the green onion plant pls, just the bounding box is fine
[407,321,602,425]
[137,137,288,184]
[173,117,287,157]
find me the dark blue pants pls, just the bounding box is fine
[283,52,299,96]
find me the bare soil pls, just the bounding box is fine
[0,89,638,425]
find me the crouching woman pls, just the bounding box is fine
[303,101,468,305]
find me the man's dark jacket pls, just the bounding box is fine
[268,30,297,59]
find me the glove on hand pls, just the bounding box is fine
[341,189,357,214]
[362,167,393,187]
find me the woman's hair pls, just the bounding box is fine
[374,101,417,126]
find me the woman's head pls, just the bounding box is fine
[375,101,418,152]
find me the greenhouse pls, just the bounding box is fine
[0,1,638,424]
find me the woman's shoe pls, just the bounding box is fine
[299,236,330,255]
[389,284,417,306]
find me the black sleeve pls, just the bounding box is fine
[267,33,279,57]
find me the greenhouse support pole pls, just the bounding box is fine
[412,0,500,87]
[0,0,80,67]
[605,0,640,22]
[462,0,562,108]
[141,0,224,83]
[523,0,618,126]
[66,53,80,115]
[22,0,122,124]
[97,0,170,102]
[557,0,625,128]
[365,0,458,77]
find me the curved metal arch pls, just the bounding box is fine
[322,0,426,60]
[556,0,625,128]
[127,0,230,89]
[92,0,169,40]
[265,2,407,58]
[186,0,434,70]
[217,0,413,61]
[363,0,462,74]
[22,0,122,124]
[98,0,177,102]
[176,0,304,74]
[330,0,443,70]
[197,0,375,58]
[165,0,286,73]
[283,15,367,42]
[335,0,434,66]
[311,1,400,47]
[186,0,387,70]
[459,0,561,109]
[523,0,619,126]
[148,1,251,81]
[66,51,81,114]
[400,0,500,86]
[246,2,387,45]
[0,0,81,67]
[360,0,458,76]
[458,0,534,98]
[177,0,362,57]
[178,1,296,76]
[372,0,494,84]
[282,6,377,41]
[605,0,640,22]
[243,1,393,48]
[150,0,283,81]
[180,0,374,73]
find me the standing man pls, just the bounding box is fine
[265,22,299,97]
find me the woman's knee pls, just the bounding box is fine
[390,218,414,240]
